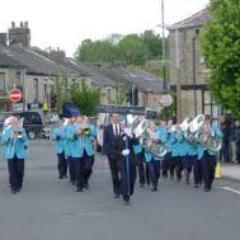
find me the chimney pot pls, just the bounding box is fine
[11,21,15,28]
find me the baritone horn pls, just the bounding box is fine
[129,116,167,158]
[189,114,222,152]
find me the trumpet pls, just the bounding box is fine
[76,125,91,136]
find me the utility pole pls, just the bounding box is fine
[161,0,167,90]
[175,28,182,122]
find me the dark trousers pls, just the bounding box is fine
[162,153,171,177]
[57,152,68,178]
[121,156,136,201]
[147,161,161,188]
[8,156,25,191]
[73,157,85,190]
[108,155,122,195]
[68,158,76,184]
[221,141,230,162]
[136,152,148,185]
[201,151,216,190]
[193,159,202,185]
[83,150,95,185]
[170,156,182,180]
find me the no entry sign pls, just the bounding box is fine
[9,88,23,103]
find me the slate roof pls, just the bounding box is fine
[0,44,165,92]
[0,50,24,69]
[31,47,116,87]
[95,65,165,93]
[0,45,76,76]
[169,8,211,30]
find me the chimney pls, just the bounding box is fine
[49,48,66,60]
[8,21,31,48]
[0,33,7,46]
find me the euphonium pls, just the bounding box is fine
[189,115,222,152]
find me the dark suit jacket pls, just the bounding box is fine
[103,124,115,156]
[103,124,134,159]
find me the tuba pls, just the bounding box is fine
[129,116,167,158]
[189,115,222,152]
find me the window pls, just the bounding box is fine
[0,72,6,91]
[33,79,39,102]
[16,71,21,81]
[203,90,219,120]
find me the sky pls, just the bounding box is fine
[0,0,209,56]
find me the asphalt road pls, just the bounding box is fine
[0,140,240,240]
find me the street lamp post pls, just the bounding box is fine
[161,0,167,90]
[175,28,182,122]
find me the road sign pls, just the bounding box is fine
[9,88,22,103]
[160,94,173,107]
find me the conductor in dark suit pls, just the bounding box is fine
[103,113,136,203]
[103,113,122,198]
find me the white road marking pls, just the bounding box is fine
[221,186,240,195]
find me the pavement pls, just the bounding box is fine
[0,140,240,240]
[221,163,240,181]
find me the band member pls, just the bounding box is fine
[115,128,136,203]
[144,122,161,192]
[103,113,123,198]
[1,116,28,193]
[52,115,68,179]
[185,136,198,185]
[169,124,183,182]
[198,115,223,192]
[64,116,77,185]
[156,120,168,178]
[133,137,149,188]
[81,116,97,189]
[67,115,87,192]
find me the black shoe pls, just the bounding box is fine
[83,183,89,190]
[204,187,211,192]
[194,184,199,188]
[123,195,130,204]
[70,180,76,186]
[11,189,17,194]
[59,175,64,179]
[151,186,158,192]
[114,194,120,199]
[76,188,83,192]
[139,183,145,188]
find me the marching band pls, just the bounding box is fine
[1,111,223,203]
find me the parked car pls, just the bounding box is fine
[0,111,45,140]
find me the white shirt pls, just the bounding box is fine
[113,123,120,137]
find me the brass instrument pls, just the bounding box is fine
[128,115,167,158]
[189,115,222,152]
[76,124,91,137]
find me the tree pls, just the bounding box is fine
[141,30,164,59]
[118,34,148,65]
[70,82,100,116]
[54,73,71,112]
[201,0,240,117]
[75,39,117,64]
